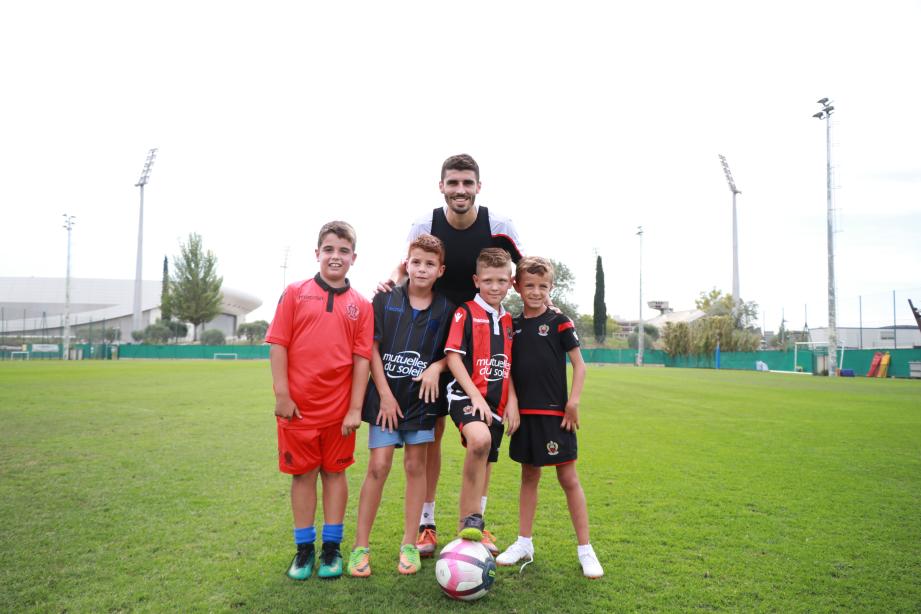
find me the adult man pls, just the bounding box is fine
[380,153,524,556]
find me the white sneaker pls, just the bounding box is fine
[579,550,604,579]
[496,541,534,566]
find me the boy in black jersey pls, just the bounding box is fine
[497,257,604,579]
[347,235,454,577]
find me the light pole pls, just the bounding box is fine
[133,148,158,334]
[813,98,837,376]
[718,154,742,313]
[637,225,644,367]
[62,214,76,360]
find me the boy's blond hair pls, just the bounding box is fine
[408,233,445,264]
[317,221,357,249]
[515,256,555,283]
[476,247,512,274]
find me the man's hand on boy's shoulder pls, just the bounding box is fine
[561,400,580,432]
[342,407,362,436]
[274,395,302,420]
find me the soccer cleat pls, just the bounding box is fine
[496,541,534,566]
[480,530,499,555]
[458,513,485,542]
[397,544,422,575]
[347,546,371,578]
[579,550,604,579]
[286,544,315,580]
[416,524,438,558]
[317,542,343,579]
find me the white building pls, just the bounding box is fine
[0,277,262,341]
[809,326,921,350]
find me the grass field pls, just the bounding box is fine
[1,361,920,613]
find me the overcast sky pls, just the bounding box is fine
[2,1,919,331]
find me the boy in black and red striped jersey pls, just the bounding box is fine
[496,256,604,579]
[444,248,520,549]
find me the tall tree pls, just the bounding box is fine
[593,255,607,344]
[502,258,579,321]
[160,255,172,321]
[170,233,223,341]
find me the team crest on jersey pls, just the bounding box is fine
[345,303,359,320]
[506,326,514,341]
[546,441,559,456]
[538,324,550,337]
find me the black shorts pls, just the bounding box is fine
[509,414,578,466]
[432,372,453,417]
[448,396,504,463]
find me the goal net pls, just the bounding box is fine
[10,351,29,361]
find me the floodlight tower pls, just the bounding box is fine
[133,148,158,334]
[636,226,644,367]
[62,214,76,360]
[813,98,837,376]
[718,154,742,312]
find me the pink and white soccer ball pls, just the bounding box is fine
[435,538,497,601]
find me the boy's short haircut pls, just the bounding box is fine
[441,153,480,181]
[476,247,512,274]
[317,221,357,249]
[407,233,445,264]
[515,256,555,283]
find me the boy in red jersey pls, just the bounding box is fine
[444,248,520,548]
[496,257,603,579]
[265,221,373,580]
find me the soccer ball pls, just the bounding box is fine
[435,538,497,601]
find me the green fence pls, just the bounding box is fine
[118,344,270,360]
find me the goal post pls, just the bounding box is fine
[793,342,845,375]
[10,351,30,361]
[212,353,238,360]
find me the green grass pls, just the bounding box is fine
[1,362,920,613]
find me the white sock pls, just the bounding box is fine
[480,496,488,515]
[577,543,595,558]
[421,501,435,526]
[517,536,534,551]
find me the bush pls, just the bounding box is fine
[200,329,226,345]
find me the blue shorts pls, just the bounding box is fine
[368,425,436,449]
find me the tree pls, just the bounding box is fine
[593,256,607,344]
[160,255,172,321]
[170,233,223,341]
[142,321,172,344]
[238,320,269,344]
[628,323,658,350]
[695,287,759,329]
[165,320,188,342]
[502,258,579,321]
[200,329,226,345]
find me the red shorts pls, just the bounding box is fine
[277,421,356,475]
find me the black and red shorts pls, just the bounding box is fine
[448,396,504,463]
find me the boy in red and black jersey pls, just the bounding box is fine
[497,257,604,579]
[444,248,519,550]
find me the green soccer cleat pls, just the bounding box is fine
[317,542,343,579]
[397,544,421,575]
[347,546,371,577]
[458,513,485,542]
[286,544,315,581]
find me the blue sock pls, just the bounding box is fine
[294,526,316,547]
[322,523,344,544]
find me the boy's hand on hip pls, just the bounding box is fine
[274,395,301,420]
[342,408,362,436]
[561,401,580,432]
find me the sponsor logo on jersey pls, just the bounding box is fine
[298,293,323,302]
[473,317,490,324]
[346,303,359,320]
[382,350,428,379]
[455,312,464,322]
[476,353,510,381]
[538,324,550,337]
[546,441,559,456]
[386,305,404,313]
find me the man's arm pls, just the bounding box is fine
[446,351,492,425]
[270,344,301,419]
[342,355,371,435]
[562,347,586,432]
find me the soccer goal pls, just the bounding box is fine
[10,351,30,361]
[793,341,845,375]
[212,353,238,360]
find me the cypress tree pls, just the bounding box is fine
[593,255,607,344]
[160,255,172,321]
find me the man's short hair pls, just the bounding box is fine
[476,247,512,274]
[441,154,480,181]
[408,233,445,264]
[515,256,555,283]
[317,221,357,249]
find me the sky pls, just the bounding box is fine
[1,1,919,332]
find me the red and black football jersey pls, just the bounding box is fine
[511,310,579,416]
[444,295,514,419]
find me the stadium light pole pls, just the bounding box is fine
[637,226,644,367]
[718,154,742,313]
[133,148,158,334]
[62,214,76,360]
[813,99,837,377]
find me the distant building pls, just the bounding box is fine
[809,325,921,350]
[0,277,262,341]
